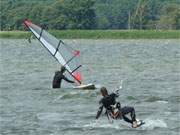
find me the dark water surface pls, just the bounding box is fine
[0,39,180,135]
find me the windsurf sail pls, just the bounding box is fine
[23,20,82,85]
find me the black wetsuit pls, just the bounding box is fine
[52,71,74,88]
[96,93,136,124]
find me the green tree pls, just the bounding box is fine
[95,0,138,29]
[157,4,180,29]
[1,0,179,30]
[63,0,96,29]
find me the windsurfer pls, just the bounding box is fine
[52,66,75,88]
[96,87,140,128]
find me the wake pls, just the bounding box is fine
[83,118,167,130]
[141,118,167,130]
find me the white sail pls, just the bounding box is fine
[24,20,82,84]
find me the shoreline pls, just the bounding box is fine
[0,30,180,39]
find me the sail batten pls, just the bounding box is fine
[24,20,82,84]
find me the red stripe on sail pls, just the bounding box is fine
[73,72,82,82]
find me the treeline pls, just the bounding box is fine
[1,0,180,30]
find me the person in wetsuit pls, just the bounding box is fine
[52,66,75,88]
[96,87,139,128]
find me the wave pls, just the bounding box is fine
[155,100,168,104]
[36,112,62,121]
[144,96,168,103]
[83,120,125,130]
[82,118,167,130]
[82,119,132,130]
[141,118,167,130]
[52,90,98,102]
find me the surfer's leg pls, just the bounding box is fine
[52,74,61,88]
[130,107,136,122]
[122,115,133,124]
[121,106,136,123]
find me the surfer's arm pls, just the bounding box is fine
[114,91,119,97]
[109,93,119,99]
[63,76,75,83]
[96,105,103,119]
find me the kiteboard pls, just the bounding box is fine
[23,20,95,89]
[73,83,95,90]
[134,119,145,128]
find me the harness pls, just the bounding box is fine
[106,102,122,120]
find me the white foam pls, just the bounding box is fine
[156,100,168,104]
[37,112,62,121]
[83,122,119,129]
[83,120,129,130]
[141,118,167,130]
[52,91,80,102]
[53,95,64,102]
[82,118,167,130]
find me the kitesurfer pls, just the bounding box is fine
[96,87,140,128]
[52,66,75,88]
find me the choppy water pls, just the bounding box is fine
[0,39,180,135]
